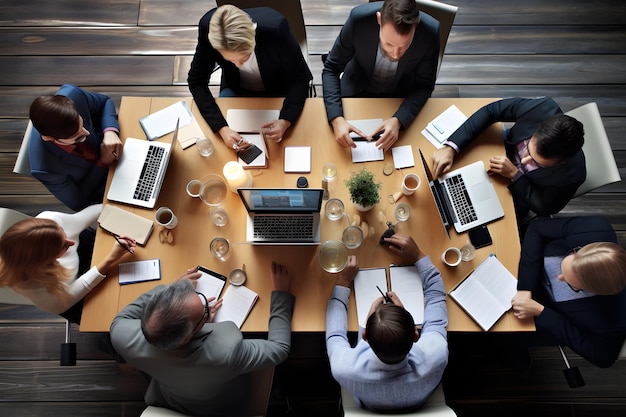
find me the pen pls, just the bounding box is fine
[376,285,392,304]
[112,233,133,254]
[371,129,385,140]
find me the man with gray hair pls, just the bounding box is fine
[110,262,295,416]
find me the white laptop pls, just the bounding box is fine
[226,109,280,133]
[237,187,324,245]
[418,149,504,235]
[106,120,178,209]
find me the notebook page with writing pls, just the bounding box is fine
[353,268,388,328]
[214,285,259,328]
[389,266,424,325]
[449,255,517,331]
[118,259,161,285]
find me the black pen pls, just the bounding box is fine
[112,233,133,254]
[376,285,392,304]
[371,129,385,140]
[352,129,385,142]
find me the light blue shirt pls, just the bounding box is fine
[325,256,448,411]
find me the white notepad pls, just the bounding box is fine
[284,146,311,173]
[448,255,518,331]
[353,266,424,328]
[214,285,259,328]
[118,259,161,285]
[422,105,468,149]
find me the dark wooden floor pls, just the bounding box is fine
[1,1,625,416]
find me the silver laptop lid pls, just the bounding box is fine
[226,109,280,133]
[237,188,324,214]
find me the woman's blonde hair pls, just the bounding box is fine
[0,218,71,296]
[208,5,256,53]
[572,242,626,295]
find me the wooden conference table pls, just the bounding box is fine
[81,96,534,333]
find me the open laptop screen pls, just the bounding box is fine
[237,188,324,213]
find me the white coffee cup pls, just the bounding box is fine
[441,247,462,267]
[401,173,421,195]
[155,207,178,229]
[186,179,202,198]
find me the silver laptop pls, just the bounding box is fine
[418,149,504,235]
[237,187,324,245]
[107,119,178,209]
[226,109,280,133]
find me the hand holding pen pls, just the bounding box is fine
[112,233,136,254]
[376,285,393,304]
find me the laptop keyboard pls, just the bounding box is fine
[253,215,314,240]
[444,174,477,225]
[133,145,165,202]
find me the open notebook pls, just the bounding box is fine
[353,266,424,328]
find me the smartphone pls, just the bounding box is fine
[237,144,263,164]
[468,225,492,249]
[196,266,227,305]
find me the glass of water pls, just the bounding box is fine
[460,242,476,261]
[210,207,229,227]
[195,137,214,157]
[199,174,228,207]
[342,225,364,249]
[325,198,345,221]
[394,203,411,222]
[210,237,230,262]
[322,163,337,182]
[318,240,349,273]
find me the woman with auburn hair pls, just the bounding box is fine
[0,204,135,323]
[512,216,626,368]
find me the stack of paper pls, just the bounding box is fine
[422,105,468,149]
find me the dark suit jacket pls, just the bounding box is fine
[518,216,626,367]
[111,286,295,416]
[188,7,312,133]
[28,84,119,211]
[447,97,586,218]
[322,2,439,128]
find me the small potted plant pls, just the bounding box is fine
[344,168,381,212]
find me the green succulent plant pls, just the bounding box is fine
[344,168,381,207]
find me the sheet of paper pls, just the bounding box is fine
[118,259,161,285]
[238,134,267,167]
[284,146,311,172]
[353,268,388,328]
[139,100,194,140]
[389,266,424,325]
[213,285,259,328]
[351,141,384,163]
[391,145,415,169]
[422,105,467,148]
[348,118,384,139]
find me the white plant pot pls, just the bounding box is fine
[353,202,374,212]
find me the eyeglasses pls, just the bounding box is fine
[193,292,210,332]
[524,143,549,169]
[54,124,90,145]
[563,247,582,293]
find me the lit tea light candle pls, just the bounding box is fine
[223,161,252,193]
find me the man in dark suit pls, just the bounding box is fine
[511,216,626,367]
[432,97,586,219]
[28,84,122,211]
[188,5,312,150]
[322,0,440,151]
[111,263,295,416]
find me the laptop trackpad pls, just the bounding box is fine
[469,182,495,203]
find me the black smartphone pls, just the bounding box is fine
[238,144,263,164]
[468,225,492,249]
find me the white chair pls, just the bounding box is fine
[340,383,457,417]
[140,366,274,417]
[564,102,621,197]
[13,120,34,177]
[369,0,458,77]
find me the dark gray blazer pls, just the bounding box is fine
[322,1,439,129]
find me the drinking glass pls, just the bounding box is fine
[460,242,477,261]
[318,240,349,273]
[199,174,228,207]
[325,198,345,221]
[322,163,337,182]
[394,203,411,222]
[210,237,230,262]
[195,137,214,157]
[342,225,364,249]
[210,207,229,227]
